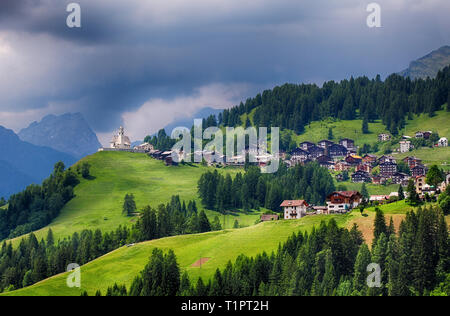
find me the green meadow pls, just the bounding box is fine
[3,200,432,296]
[6,151,244,246]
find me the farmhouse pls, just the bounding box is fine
[312,206,329,214]
[326,191,362,213]
[260,214,279,222]
[280,200,309,219]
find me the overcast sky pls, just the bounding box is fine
[0,0,448,145]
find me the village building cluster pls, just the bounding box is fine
[270,191,364,221]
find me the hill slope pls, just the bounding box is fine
[3,214,349,296]
[18,113,101,159]
[0,126,76,199]
[398,45,450,79]
[5,200,433,296]
[6,151,244,246]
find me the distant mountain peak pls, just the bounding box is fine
[18,112,101,159]
[399,45,450,79]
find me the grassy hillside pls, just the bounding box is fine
[4,200,433,296]
[290,110,450,149]
[6,151,245,246]
[336,181,399,195]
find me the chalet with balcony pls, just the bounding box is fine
[290,147,309,164]
[351,170,371,183]
[335,161,351,172]
[402,156,422,170]
[308,145,325,159]
[362,154,377,165]
[379,161,397,177]
[328,144,348,158]
[392,172,410,185]
[357,163,373,173]
[326,191,362,213]
[411,164,427,177]
[345,154,363,166]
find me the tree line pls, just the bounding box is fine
[218,66,449,137]
[0,162,83,240]
[0,195,218,292]
[198,163,335,213]
[94,206,449,296]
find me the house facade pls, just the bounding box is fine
[379,162,397,177]
[402,156,422,170]
[328,144,348,158]
[326,191,362,213]
[280,200,309,219]
[392,172,410,185]
[351,170,371,183]
[363,154,377,165]
[415,176,426,194]
[399,140,412,153]
[308,145,325,159]
[290,148,309,164]
[411,164,427,177]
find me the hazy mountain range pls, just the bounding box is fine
[399,45,450,79]
[18,113,101,159]
[0,126,76,198]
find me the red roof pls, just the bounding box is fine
[327,191,361,199]
[280,200,309,207]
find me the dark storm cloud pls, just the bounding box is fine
[0,0,448,136]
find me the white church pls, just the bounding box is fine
[110,126,131,149]
[98,126,154,153]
